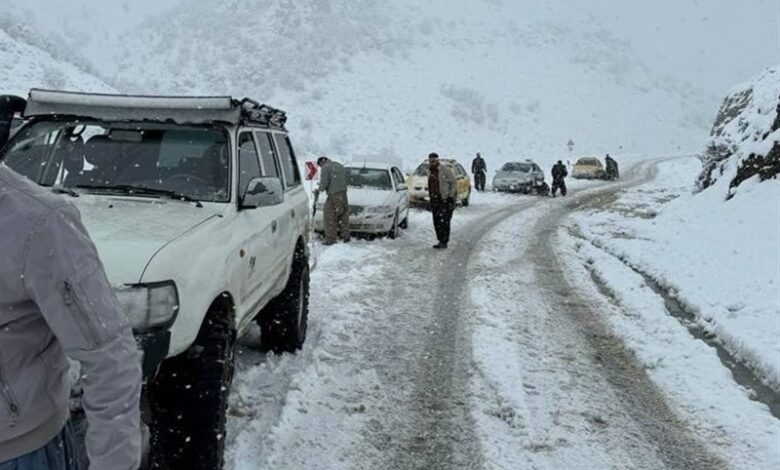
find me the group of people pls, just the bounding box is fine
[314,153,458,250]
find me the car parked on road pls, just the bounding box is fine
[0,89,310,469]
[492,160,545,193]
[313,161,410,238]
[572,157,606,179]
[406,158,471,207]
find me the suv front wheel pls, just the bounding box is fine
[148,300,236,470]
[258,247,310,353]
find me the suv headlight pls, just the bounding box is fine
[365,205,393,214]
[115,281,179,333]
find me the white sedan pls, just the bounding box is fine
[314,162,410,238]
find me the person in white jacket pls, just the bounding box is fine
[0,164,142,470]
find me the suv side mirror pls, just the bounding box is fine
[240,177,283,209]
[397,183,407,191]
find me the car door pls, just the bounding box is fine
[235,131,285,323]
[391,167,409,218]
[271,132,308,281]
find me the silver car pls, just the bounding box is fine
[492,160,545,193]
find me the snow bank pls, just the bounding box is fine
[698,66,780,195]
[569,157,780,389]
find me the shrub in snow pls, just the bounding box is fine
[697,66,780,197]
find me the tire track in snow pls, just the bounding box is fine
[531,159,725,469]
[384,200,541,470]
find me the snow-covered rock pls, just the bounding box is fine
[697,66,780,196]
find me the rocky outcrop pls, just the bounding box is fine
[697,66,779,198]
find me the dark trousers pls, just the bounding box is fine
[474,171,486,191]
[0,423,80,470]
[431,199,454,244]
[552,178,567,196]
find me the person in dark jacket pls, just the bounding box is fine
[551,160,568,197]
[605,154,619,180]
[428,153,458,249]
[471,153,487,191]
[0,165,142,470]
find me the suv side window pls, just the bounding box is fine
[273,134,301,189]
[254,131,281,178]
[238,132,261,197]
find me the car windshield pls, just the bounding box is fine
[1,120,230,202]
[413,163,429,176]
[577,158,601,166]
[501,163,532,172]
[346,167,393,190]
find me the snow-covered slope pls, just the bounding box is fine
[97,0,718,167]
[0,25,114,96]
[697,66,780,196]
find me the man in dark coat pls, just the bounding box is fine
[605,154,619,180]
[428,153,458,249]
[551,160,568,197]
[471,153,487,191]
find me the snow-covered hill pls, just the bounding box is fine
[90,0,719,168]
[697,66,780,196]
[0,19,114,96]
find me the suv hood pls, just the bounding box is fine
[72,195,220,284]
[347,188,393,207]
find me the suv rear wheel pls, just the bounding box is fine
[149,301,236,470]
[259,247,310,353]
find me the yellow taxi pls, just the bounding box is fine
[406,159,472,206]
[571,157,606,179]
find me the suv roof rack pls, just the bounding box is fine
[23,89,287,129]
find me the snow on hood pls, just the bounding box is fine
[73,195,220,284]
[347,187,393,207]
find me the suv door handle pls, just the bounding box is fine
[272,220,278,233]
[291,209,295,219]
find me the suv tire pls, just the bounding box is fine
[149,303,236,470]
[259,248,310,353]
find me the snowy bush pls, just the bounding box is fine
[697,66,780,197]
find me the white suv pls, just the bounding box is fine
[0,89,311,469]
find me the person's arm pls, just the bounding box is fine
[23,203,142,470]
[317,165,330,194]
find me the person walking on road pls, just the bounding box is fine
[315,156,350,245]
[0,165,142,470]
[428,153,458,249]
[471,152,487,191]
[551,160,568,197]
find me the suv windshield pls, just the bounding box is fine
[1,120,230,202]
[347,167,393,190]
[577,158,600,166]
[413,163,429,176]
[501,162,532,172]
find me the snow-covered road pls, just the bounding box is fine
[224,158,778,470]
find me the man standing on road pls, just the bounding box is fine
[551,160,568,197]
[605,154,619,180]
[471,152,487,191]
[0,165,142,470]
[315,156,350,245]
[428,153,458,249]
